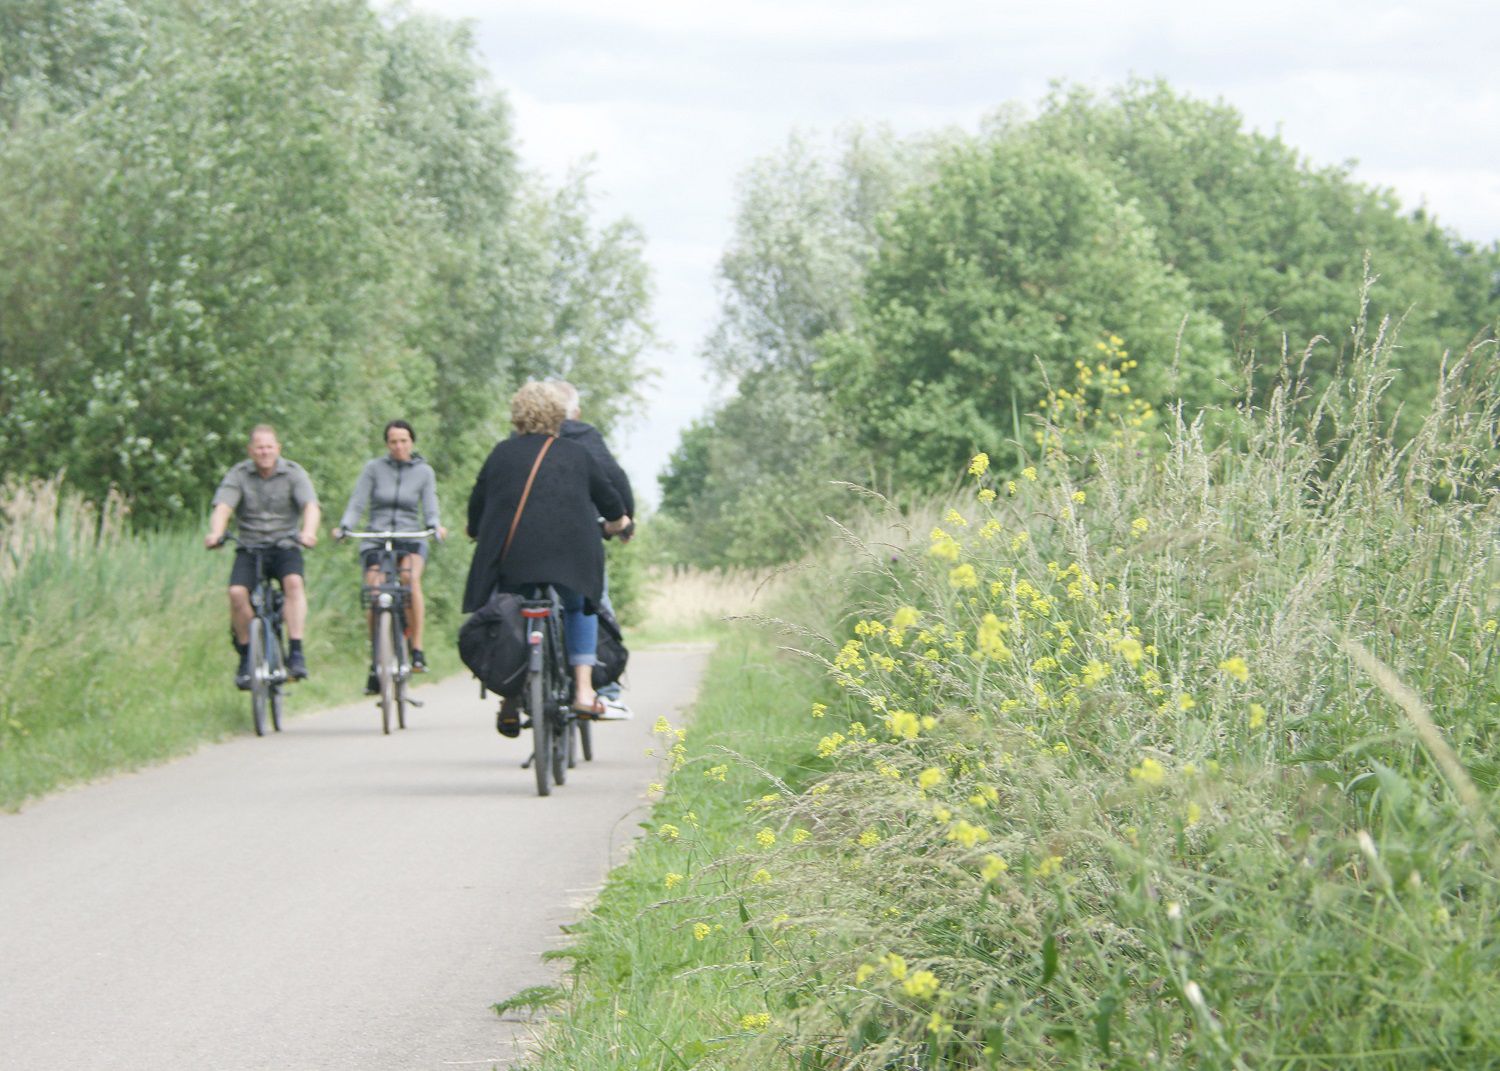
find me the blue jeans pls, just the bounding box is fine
[554,585,597,668]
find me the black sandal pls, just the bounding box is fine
[496,698,521,738]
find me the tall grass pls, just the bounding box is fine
[522,318,1500,1069]
[0,480,474,808]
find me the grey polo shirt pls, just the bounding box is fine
[212,458,318,545]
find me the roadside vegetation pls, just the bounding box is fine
[518,320,1500,1069]
[0,476,474,808]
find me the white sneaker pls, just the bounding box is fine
[592,696,633,721]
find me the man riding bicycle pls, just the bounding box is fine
[205,425,321,687]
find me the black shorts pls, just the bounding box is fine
[229,545,305,589]
[360,540,427,571]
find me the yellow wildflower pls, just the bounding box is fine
[857,829,881,847]
[693,923,711,941]
[1022,466,1038,481]
[1218,656,1250,683]
[855,963,876,984]
[1485,618,1498,634]
[969,452,990,476]
[739,1012,771,1030]
[1131,516,1149,536]
[756,828,776,848]
[978,487,997,503]
[928,527,961,561]
[1114,636,1144,666]
[1186,802,1202,826]
[1177,693,1196,712]
[881,953,908,980]
[947,820,990,848]
[647,782,664,795]
[1249,703,1267,729]
[949,563,978,589]
[903,970,941,1000]
[944,508,968,527]
[652,716,674,734]
[658,824,681,840]
[980,854,1009,882]
[918,767,945,791]
[791,828,811,844]
[1033,855,1063,879]
[811,702,827,718]
[892,606,920,630]
[705,764,728,781]
[1080,660,1111,687]
[1071,490,1086,504]
[1129,757,1166,785]
[664,872,683,889]
[751,868,772,884]
[886,710,920,740]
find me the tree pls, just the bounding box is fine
[1018,81,1500,411]
[819,138,1227,486]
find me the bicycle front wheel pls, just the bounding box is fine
[249,618,269,737]
[375,610,396,735]
[394,616,409,731]
[268,623,285,733]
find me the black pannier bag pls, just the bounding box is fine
[457,589,529,698]
[592,603,629,690]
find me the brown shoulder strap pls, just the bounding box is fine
[501,436,555,563]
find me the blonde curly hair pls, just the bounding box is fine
[510,380,565,436]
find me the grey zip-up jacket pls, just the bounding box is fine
[338,454,442,546]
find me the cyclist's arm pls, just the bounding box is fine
[339,460,381,538]
[205,502,234,548]
[421,463,446,541]
[299,500,321,548]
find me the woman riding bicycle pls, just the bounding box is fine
[333,420,446,686]
[463,382,632,734]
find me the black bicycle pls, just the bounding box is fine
[518,586,592,796]
[218,533,294,736]
[339,528,436,734]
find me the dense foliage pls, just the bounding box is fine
[527,323,1500,1070]
[0,0,653,524]
[661,81,1500,567]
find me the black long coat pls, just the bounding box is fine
[462,434,625,613]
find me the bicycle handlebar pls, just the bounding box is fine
[337,528,440,542]
[212,532,305,551]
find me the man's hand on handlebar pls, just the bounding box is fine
[602,514,634,542]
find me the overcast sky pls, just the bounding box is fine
[404,0,1500,507]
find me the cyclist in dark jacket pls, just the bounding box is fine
[553,381,634,710]
[464,382,633,727]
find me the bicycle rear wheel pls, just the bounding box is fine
[249,618,269,737]
[375,610,396,735]
[530,663,551,796]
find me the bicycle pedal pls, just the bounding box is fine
[405,697,424,708]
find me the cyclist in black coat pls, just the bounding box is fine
[463,382,632,719]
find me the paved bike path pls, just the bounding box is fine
[0,644,711,1071]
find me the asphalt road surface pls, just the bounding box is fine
[0,645,710,1071]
